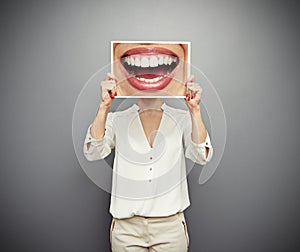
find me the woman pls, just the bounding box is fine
[83,73,213,252]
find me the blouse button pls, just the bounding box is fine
[150,168,152,171]
[150,156,153,160]
[149,179,152,183]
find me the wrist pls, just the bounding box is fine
[95,102,110,119]
[188,104,201,116]
[99,102,111,112]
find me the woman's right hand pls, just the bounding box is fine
[101,73,118,108]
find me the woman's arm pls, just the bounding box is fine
[83,73,117,161]
[87,73,117,150]
[87,103,111,150]
[189,106,209,158]
[185,75,211,159]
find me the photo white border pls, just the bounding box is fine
[111,40,191,98]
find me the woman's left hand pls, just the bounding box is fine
[185,75,203,112]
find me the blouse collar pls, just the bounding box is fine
[133,102,167,112]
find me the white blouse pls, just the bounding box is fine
[83,103,213,219]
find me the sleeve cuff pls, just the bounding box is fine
[190,131,213,163]
[190,131,212,149]
[84,124,106,147]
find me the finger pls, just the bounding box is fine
[191,87,203,101]
[111,84,118,97]
[194,91,201,101]
[109,90,115,99]
[186,82,192,97]
[191,89,197,99]
[186,82,194,90]
[187,81,201,90]
[186,82,197,98]
[101,80,117,91]
[185,93,190,101]
[184,75,194,88]
[101,81,115,101]
[187,74,195,83]
[187,82,202,93]
[105,72,118,82]
[102,91,111,102]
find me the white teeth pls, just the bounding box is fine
[158,55,164,65]
[141,56,150,67]
[163,56,169,65]
[134,56,140,67]
[130,57,135,66]
[128,57,132,65]
[149,56,158,67]
[152,76,163,82]
[124,54,177,67]
[136,75,164,83]
[124,57,129,65]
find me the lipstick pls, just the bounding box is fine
[120,47,180,91]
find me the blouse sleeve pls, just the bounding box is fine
[183,113,213,165]
[83,112,115,161]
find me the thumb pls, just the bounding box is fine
[187,74,195,83]
[105,72,118,82]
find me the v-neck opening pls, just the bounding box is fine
[136,107,165,149]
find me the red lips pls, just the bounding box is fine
[120,47,179,91]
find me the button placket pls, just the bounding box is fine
[149,165,153,183]
[148,152,155,183]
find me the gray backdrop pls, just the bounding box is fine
[1,0,299,251]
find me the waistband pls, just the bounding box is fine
[114,212,183,222]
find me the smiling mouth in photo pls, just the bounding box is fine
[120,47,179,91]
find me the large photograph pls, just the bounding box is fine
[111,41,190,97]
